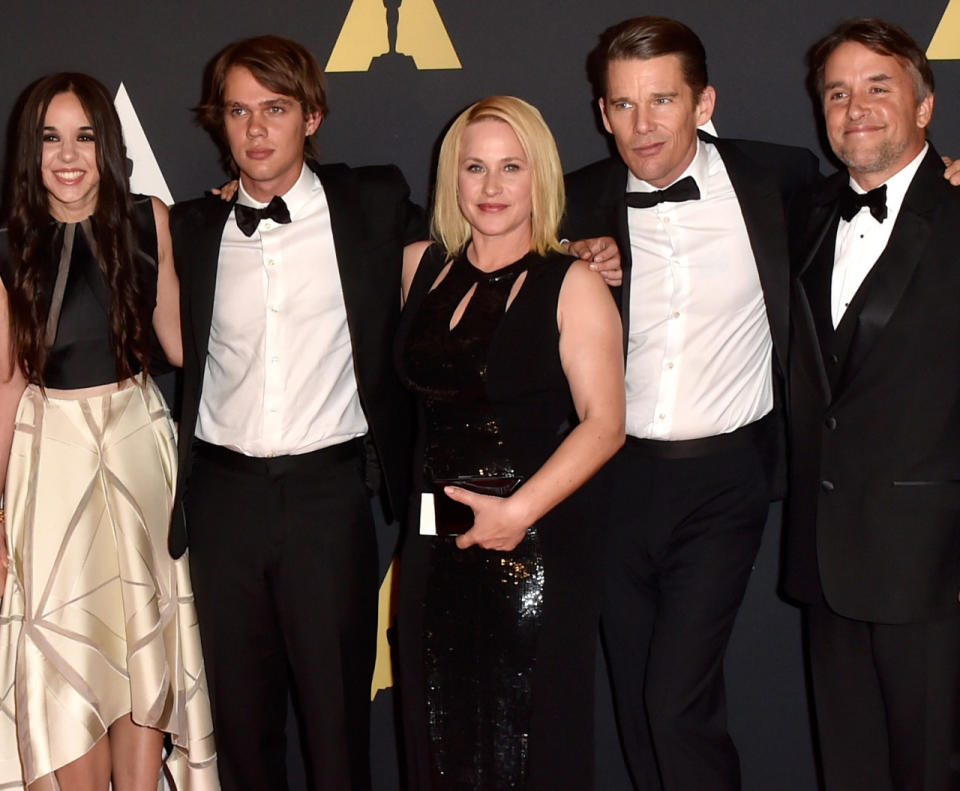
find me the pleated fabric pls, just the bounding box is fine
[0,378,218,789]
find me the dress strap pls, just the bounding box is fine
[44,219,99,349]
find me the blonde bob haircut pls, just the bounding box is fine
[431,96,566,257]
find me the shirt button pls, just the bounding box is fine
[666,362,674,370]
[672,311,680,319]
[267,258,276,267]
[271,356,279,364]
[825,416,837,430]
[658,413,666,420]
[270,305,279,313]
[821,480,835,492]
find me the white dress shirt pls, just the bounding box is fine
[195,163,368,456]
[831,143,928,327]
[625,139,773,441]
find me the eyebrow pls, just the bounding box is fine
[42,124,94,132]
[824,73,893,91]
[224,97,296,108]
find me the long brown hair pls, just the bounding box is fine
[6,72,151,384]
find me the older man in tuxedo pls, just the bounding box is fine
[169,36,423,791]
[784,18,960,790]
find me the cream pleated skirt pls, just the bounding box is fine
[0,379,218,789]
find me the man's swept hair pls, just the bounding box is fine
[807,18,934,103]
[196,35,327,158]
[588,16,708,100]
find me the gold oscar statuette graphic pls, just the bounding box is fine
[928,0,960,59]
[370,558,396,699]
[327,0,461,72]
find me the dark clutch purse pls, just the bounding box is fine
[430,476,525,536]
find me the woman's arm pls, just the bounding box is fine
[450,260,625,551]
[0,285,27,588]
[151,197,183,368]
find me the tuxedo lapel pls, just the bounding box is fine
[187,199,234,367]
[835,154,941,394]
[793,174,846,404]
[313,163,371,359]
[710,134,791,374]
[588,159,633,354]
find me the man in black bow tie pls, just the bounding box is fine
[784,18,960,790]
[561,16,821,791]
[168,35,424,791]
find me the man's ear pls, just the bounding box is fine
[695,85,716,127]
[305,111,323,136]
[916,92,934,130]
[599,98,613,135]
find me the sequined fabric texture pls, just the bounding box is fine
[424,529,544,789]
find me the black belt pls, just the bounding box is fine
[194,438,362,476]
[625,413,775,460]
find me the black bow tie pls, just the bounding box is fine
[838,184,887,223]
[625,176,700,209]
[235,195,292,237]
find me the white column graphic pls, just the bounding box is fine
[114,83,174,206]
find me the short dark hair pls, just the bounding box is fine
[196,35,327,157]
[808,18,934,103]
[589,16,708,100]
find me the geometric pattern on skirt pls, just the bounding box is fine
[0,378,218,789]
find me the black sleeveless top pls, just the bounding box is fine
[396,245,577,489]
[0,196,159,388]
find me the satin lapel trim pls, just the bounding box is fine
[316,164,368,356]
[713,137,790,373]
[835,204,930,394]
[614,190,632,357]
[795,213,838,405]
[190,199,234,366]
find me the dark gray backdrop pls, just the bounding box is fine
[3,2,959,789]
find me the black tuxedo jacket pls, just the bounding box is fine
[562,132,820,496]
[168,161,425,558]
[783,145,960,623]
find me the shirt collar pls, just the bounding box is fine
[237,162,318,218]
[626,139,709,198]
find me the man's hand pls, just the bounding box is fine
[943,156,960,186]
[566,236,622,287]
[211,180,240,201]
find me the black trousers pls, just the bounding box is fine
[807,602,960,791]
[183,440,378,791]
[602,434,769,791]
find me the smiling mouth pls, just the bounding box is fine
[246,148,273,160]
[53,170,85,183]
[478,203,508,212]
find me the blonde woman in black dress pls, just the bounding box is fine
[396,95,624,790]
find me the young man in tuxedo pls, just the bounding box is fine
[168,36,423,790]
[562,16,821,791]
[784,18,960,790]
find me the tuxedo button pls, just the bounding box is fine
[821,480,835,492]
[825,417,837,430]
[829,354,840,365]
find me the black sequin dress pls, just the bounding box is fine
[395,245,606,790]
